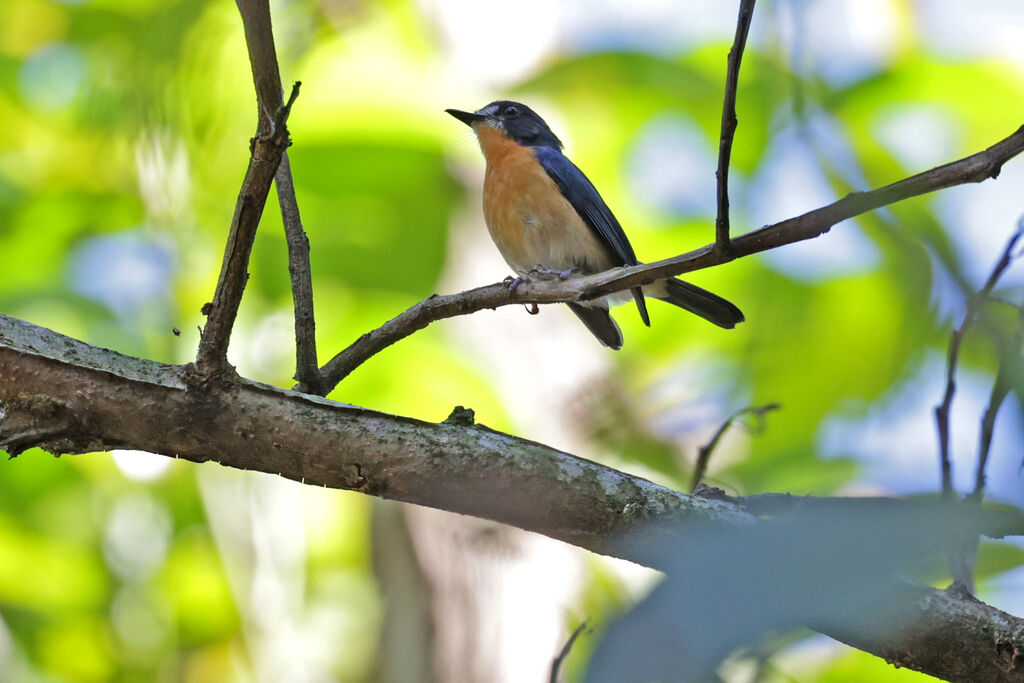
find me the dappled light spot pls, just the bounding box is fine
[18,42,84,111]
[111,449,171,482]
[102,494,172,580]
[750,126,881,281]
[873,104,961,171]
[627,116,719,218]
[818,353,1024,505]
[68,232,174,317]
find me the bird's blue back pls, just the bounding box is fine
[533,146,639,269]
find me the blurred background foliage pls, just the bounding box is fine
[1,0,1023,680]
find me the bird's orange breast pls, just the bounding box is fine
[475,126,612,276]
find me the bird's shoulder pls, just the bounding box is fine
[531,146,638,267]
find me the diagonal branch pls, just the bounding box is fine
[317,124,1024,393]
[588,123,1024,297]
[714,0,757,250]
[195,0,298,373]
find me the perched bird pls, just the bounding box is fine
[446,100,743,349]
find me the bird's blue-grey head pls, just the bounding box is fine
[446,100,563,150]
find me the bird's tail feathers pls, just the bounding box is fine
[651,278,744,329]
[631,286,650,327]
[566,303,623,349]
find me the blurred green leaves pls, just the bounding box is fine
[277,141,458,297]
[0,514,108,612]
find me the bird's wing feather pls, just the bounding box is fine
[535,146,649,326]
[534,146,637,267]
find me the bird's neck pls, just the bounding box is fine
[475,125,523,166]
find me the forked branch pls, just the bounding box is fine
[195,0,302,374]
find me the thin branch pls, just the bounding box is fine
[714,0,757,250]
[935,224,1024,498]
[972,256,1024,501]
[934,222,1024,593]
[973,371,1013,500]
[587,123,1024,298]
[315,124,1024,393]
[972,300,1024,504]
[276,152,322,395]
[237,0,320,392]
[237,0,286,135]
[318,289,500,388]
[195,1,297,373]
[549,621,587,683]
[690,402,779,493]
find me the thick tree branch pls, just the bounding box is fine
[826,581,1024,683]
[714,0,756,250]
[0,314,752,559]
[4,313,1024,680]
[195,1,298,373]
[318,124,1024,392]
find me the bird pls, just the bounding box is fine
[446,100,743,349]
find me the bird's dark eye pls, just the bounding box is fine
[504,105,519,117]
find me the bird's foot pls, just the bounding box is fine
[528,265,579,281]
[506,275,528,297]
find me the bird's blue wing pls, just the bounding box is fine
[534,146,649,326]
[534,146,638,267]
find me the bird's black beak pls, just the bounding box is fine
[446,108,485,126]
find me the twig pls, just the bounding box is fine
[934,222,1024,592]
[276,152,322,395]
[549,621,587,683]
[196,1,297,373]
[935,223,1024,498]
[973,371,1012,500]
[714,0,757,251]
[691,403,779,493]
[972,300,1024,500]
[237,0,285,136]
[276,81,300,131]
[314,124,1024,392]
